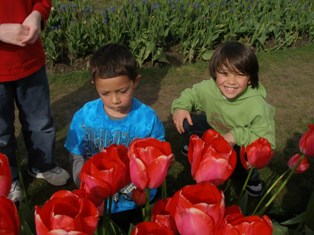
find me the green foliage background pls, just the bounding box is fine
[44,0,314,66]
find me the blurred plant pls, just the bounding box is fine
[43,0,314,66]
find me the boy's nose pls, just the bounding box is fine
[112,94,120,104]
[228,74,237,83]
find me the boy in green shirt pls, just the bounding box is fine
[171,41,275,196]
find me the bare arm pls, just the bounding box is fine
[0,23,29,46]
[21,10,42,44]
[172,109,193,134]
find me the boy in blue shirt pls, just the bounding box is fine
[64,43,165,231]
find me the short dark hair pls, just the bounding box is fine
[209,41,259,88]
[89,43,138,82]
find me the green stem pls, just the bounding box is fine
[108,196,112,220]
[252,168,290,215]
[162,180,167,199]
[144,188,151,221]
[16,150,28,203]
[256,155,304,215]
[239,167,254,199]
[101,197,113,235]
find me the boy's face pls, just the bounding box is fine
[94,75,140,118]
[215,65,250,99]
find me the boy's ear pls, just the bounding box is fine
[134,75,142,88]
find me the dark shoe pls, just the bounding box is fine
[181,145,188,157]
[246,181,263,197]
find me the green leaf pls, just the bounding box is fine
[305,189,314,230]
[280,212,305,226]
[305,226,314,235]
[19,202,36,234]
[20,220,35,235]
[272,221,289,235]
[201,50,213,61]
[237,191,248,215]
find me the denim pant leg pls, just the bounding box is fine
[15,66,57,173]
[182,112,211,144]
[0,82,19,180]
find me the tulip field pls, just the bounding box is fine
[1,0,314,233]
[1,42,311,234]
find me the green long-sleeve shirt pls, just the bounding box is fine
[171,79,276,148]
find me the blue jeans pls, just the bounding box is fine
[0,66,56,180]
[183,112,260,183]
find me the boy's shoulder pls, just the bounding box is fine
[132,98,157,115]
[75,98,101,115]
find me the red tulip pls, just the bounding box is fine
[35,190,99,235]
[132,188,147,206]
[299,124,314,157]
[166,182,225,235]
[79,144,130,207]
[219,205,272,235]
[0,196,20,235]
[240,138,274,170]
[151,198,178,233]
[131,221,175,235]
[0,153,12,197]
[288,154,310,174]
[128,138,173,190]
[188,130,237,186]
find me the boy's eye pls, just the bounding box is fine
[119,89,128,94]
[102,92,109,96]
[218,71,228,75]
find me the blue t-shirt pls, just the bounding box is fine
[65,98,165,213]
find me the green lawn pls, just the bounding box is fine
[17,43,314,227]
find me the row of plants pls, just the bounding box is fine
[43,0,314,66]
[1,124,314,234]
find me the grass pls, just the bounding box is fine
[16,43,314,224]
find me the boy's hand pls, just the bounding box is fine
[172,109,193,134]
[0,23,29,46]
[21,10,42,44]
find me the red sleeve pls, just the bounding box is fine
[32,0,52,28]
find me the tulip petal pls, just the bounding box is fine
[130,154,149,189]
[0,153,12,197]
[189,135,205,175]
[147,154,173,188]
[299,124,314,157]
[175,207,216,235]
[194,157,233,185]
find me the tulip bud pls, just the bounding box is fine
[287,154,310,174]
[132,188,147,206]
[299,124,314,157]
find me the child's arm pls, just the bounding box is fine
[0,23,29,46]
[172,109,193,134]
[21,11,42,45]
[70,154,85,187]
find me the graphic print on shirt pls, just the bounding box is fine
[82,124,136,158]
